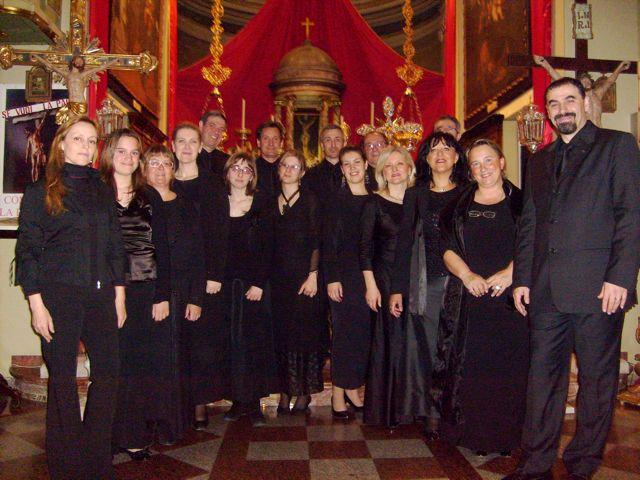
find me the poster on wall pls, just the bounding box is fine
[0,86,67,225]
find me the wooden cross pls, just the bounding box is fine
[508,0,637,76]
[301,17,315,40]
[0,0,157,123]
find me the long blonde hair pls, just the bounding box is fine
[45,116,99,215]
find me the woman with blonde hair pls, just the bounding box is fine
[359,146,416,427]
[16,116,126,479]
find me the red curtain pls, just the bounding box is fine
[88,0,111,117]
[176,0,444,145]
[531,0,554,145]
[443,0,456,115]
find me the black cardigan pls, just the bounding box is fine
[15,163,126,296]
[202,190,273,289]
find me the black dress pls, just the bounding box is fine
[435,182,528,453]
[160,193,206,440]
[112,187,171,450]
[323,188,371,390]
[359,195,407,426]
[202,192,278,409]
[271,191,328,395]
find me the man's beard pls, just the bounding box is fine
[554,113,577,135]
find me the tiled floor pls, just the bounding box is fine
[1,403,640,479]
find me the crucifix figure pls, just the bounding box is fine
[301,17,315,40]
[534,55,630,127]
[508,0,637,125]
[0,0,157,124]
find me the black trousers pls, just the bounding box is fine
[519,311,623,476]
[40,283,119,480]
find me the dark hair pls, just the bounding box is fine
[415,131,469,187]
[434,115,461,132]
[172,121,201,143]
[256,120,285,140]
[45,116,98,215]
[338,145,365,163]
[223,151,257,195]
[200,110,227,125]
[544,77,586,103]
[99,128,146,199]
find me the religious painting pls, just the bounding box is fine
[26,67,52,103]
[293,111,321,166]
[464,0,531,128]
[0,87,67,222]
[109,0,165,120]
[459,114,504,151]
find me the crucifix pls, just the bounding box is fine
[508,0,637,127]
[0,0,158,125]
[301,17,315,40]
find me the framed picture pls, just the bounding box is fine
[464,0,531,128]
[0,86,67,226]
[26,66,52,103]
[109,0,167,122]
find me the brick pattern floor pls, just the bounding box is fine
[1,403,639,479]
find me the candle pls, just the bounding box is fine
[241,98,246,130]
[370,102,374,125]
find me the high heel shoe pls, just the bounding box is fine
[332,407,350,419]
[277,393,291,415]
[120,447,151,461]
[344,393,364,413]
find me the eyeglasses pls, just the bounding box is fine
[147,159,174,169]
[468,210,496,219]
[364,141,386,150]
[279,163,302,171]
[230,164,254,175]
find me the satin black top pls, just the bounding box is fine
[117,193,156,282]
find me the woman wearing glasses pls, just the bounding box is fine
[433,139,528,456]
[100,129,171,460]
[323,146,372,418]
[143,144,206,444]
[202,152,277,425]
[271,150,328,414]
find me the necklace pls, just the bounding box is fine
[432,181,453,192]
[280,188,300,214]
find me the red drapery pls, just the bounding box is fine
[88,0,110,117]
[531,0,554,145]
[176,0,444,145]
[443,0,456,115]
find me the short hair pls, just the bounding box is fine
[416,131,469,186]
[172,121,201,143]
[544,77,586,103]
[223,151,257,195]
[279,149,307,174]
[359,131,389,152]
[338,145,365,163]
[434,115,461,132]
[256,120,285,140]
[465,138,507,178]
[200,110,227,126]
[143,143,174,164]
[374,145,416,193]
[320,124,344,139]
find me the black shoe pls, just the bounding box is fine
[476,450,488,457]
[499,450,512,457]
[332,408,350,419]
[501,472,553,480]
[249,409,267,426]
[277,404,290,415]
[193,419,208,431]
[120,447,151,461]
[423,428,439,441]
[291,394,311,414]
[344,393,364,413]
[223,402,243,422]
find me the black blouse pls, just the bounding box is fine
[15,163,126,296]
[359,195,404,273]
[424,188,460,277]
[116,186,170,303]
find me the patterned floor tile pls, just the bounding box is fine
[374,457,446,479]
[113,453,208,479]
[0,453,49,480]
[601,444,640,474]
[366,439,433,458]
[210,460,310,480]
[246,440,309,460]
[309,458,380,480]
[309,440,371,459]
[0,430,44,462]
[163,439,222,471]
[360,423,424,440]
[307,424,365,441]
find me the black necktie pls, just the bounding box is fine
[556,143,570,181]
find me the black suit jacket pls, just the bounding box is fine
[513,121,640,314]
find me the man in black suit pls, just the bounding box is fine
[504,77,640,480]
[303,124,345,201]
[255,120,284,197]
[197,110,229,179]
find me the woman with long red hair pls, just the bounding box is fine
[15,116,127,479]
